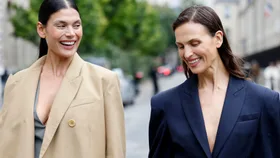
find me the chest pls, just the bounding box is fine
[199,89,227,152]
[36,77,63,125]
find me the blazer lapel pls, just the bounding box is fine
[40,54,84,158]
[2,56,46,158]
[11,56,46,120]
[212,76,245,157]
[180,76,212,158]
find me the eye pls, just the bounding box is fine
[177,45,184,50]
[56,25,66,29]
[191,42,199,47]
[73,24,81,29]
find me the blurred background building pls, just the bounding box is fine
[1,0,37,72]
[213,0,240,56]
[239,0,280,67]
[213,0,280,67]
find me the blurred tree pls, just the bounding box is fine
[181,0,199,8]
[10,0,170,76]
[10,0,108,55]
[10,0,167,57]
[154,5,177,49]
[75,0,108,54]
[103,0,167,56]
[10,1,40,44]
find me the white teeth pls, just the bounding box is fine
[189,59,200,64]
[61,42,75,45]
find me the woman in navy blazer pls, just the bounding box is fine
[148,5,280,158]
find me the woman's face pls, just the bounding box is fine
[175,22,222,75]
[38,8,83,58]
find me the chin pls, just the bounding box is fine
[189,67,207,75]
[59,50,77,58]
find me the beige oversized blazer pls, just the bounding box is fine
[0,53,126,158]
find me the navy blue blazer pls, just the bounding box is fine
[149,75,280,158]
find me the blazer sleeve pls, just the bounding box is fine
[260,90,280,156]
[148,96,173,158]
[104,73,126,158]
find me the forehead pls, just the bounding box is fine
[48,8,81,23]
[175,22,210,43]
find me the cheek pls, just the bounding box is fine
[178,50,184,58]
[46,28,63,39]
[76,29,83,38]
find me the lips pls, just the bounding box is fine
[60,41,76,46]
[187,57,201,67]
[188,58,200,64]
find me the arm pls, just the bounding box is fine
[260,89,280,155]
[148,96,173,158]
[104,73,126,158]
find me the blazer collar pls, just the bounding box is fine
[212,76,245,157]
[39,53,85,158]
[180,75,245,158]
[12,53,84,82]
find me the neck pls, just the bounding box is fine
[197,58,229,92]
[42,53,74,77]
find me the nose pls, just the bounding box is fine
[183,46,193,59]
[65,26,75,36]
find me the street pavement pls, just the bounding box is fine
[125,72,186,158]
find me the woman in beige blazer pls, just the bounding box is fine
[0,0,126,158]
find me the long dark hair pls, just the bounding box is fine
[38,0,79,58]
[173,5,245,79]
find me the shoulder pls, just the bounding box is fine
[8,56,45,83]
[83,62,116,78]
[151,82,184,110]
[8,67,33,84]
[244,80,279,105]
[82,62,117,83]
[82,62,118,87]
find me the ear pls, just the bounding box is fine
[37,22,46,38]
[214,30,223,48]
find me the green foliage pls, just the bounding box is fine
[75,0,108,54]
[10,4,39,44]
[9,0,179,76]
[10,0,169,57]
[102,0,167,56]
[154,5,178,49]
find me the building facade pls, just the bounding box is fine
[214,0,280,66]
[213,0,240,56]
[238,0,280,66]
[2,0,38,72]
[238,0,280,55]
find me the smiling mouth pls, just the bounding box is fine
[60,41,76,46]
[188,58,201,64]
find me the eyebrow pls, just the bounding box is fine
[175,38,200,45]
[54,20,81,24]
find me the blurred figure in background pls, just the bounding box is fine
[133,71,143,96]
[250,60,260,83]
[0,64,4,105]
[277,60,280,87]
[149,64,159,95]
[264,61,279,91]
[1,67,9,99]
